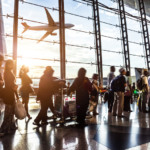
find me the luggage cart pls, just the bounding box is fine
[55,87,76,124]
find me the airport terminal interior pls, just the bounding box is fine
[1,0,150,150]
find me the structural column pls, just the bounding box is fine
[92,0,103,86]
[13,0,19,75]
[59,0,66,79]
[118,0,130,72]
[138,0,150,70]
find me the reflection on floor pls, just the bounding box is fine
[1,99,150,150]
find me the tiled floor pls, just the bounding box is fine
[0,99,150,150]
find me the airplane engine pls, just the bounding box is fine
[51,33,57,36]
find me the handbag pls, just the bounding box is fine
[15,100,27,120]
[124,90,131,96]
[20,85,34,93]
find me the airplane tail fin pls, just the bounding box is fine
[21,22,29,34]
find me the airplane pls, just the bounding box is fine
[21,8,74,43]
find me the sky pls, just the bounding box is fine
[1,0,148,79]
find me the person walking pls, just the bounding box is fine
[112,68,126,117]
[0,60,19,136]
[67,68,92,126]
[19,65,33,119]
[33,66,64,126]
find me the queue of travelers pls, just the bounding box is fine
[0,54,150,136]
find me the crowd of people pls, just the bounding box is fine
[0,54,150,137]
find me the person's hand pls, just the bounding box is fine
[0,81,3,86]
[16,98,19,102]
[13,85,18,91]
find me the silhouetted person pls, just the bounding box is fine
[112,68,126,117]
[0,55,4,114]
[124,71,132,112]
[33,66,63,126]
[0,60,19,136]
[19,65,33,119]
[141,69,149,113]
[107,66,115,113]
[91,74,99,115]
[68,68,92,126]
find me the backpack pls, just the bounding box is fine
[110,75,121,92]
[104,91,109,103]
[137,77,143,90]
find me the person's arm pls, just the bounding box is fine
[67,79,77,95]
[124,76,127,87]
[0,73,4,87]
[143,77,148,93]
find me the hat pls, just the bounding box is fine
[119,67,125,73]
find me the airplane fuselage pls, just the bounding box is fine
[28,23,74,32]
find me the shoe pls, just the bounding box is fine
[33,121,41,126]
[93,112,99,116]
[76,122,88,127]
[0,132,5,137]
[129,110,133,112]
[118,115,125,118]
[143,111,149,113]
[41,121,48,125]
[27,115,32,119]
[47,115,57,120]
[11,126,18,130]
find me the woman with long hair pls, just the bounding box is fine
[68,68,92,126]
[90,74,99,115]
[0,60,19,136]
[19,65,33,119]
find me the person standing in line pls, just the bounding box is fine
[67,68,92,126]
[124,71,132,112]
[90,74,99,115]
[0,60,19,136]
[107,66,115,113]
[147,73,150,112]
[112,68,126,117]
[0,55,4,114]
[141,69,149,113]
[19,65,33,119]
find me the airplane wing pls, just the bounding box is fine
[37,31,51,43]
[45,8,56,26]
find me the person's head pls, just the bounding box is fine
[20,65,29,73]
[92,73,99,80]
[78,68,86,78]
[143,69,148,76]
[44,66,54,76]
[126,71,130,76]
[0,54,4,67]
[110,66,115,72]
[5,60,13,71]
[67,82,70,87]
[119,67,126,75]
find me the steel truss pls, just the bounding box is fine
[59,0,66,79]
[92,0,103,85]
[138,0,150,70]
[118,0,130,72]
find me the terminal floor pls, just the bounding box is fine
[1,100,150,150]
